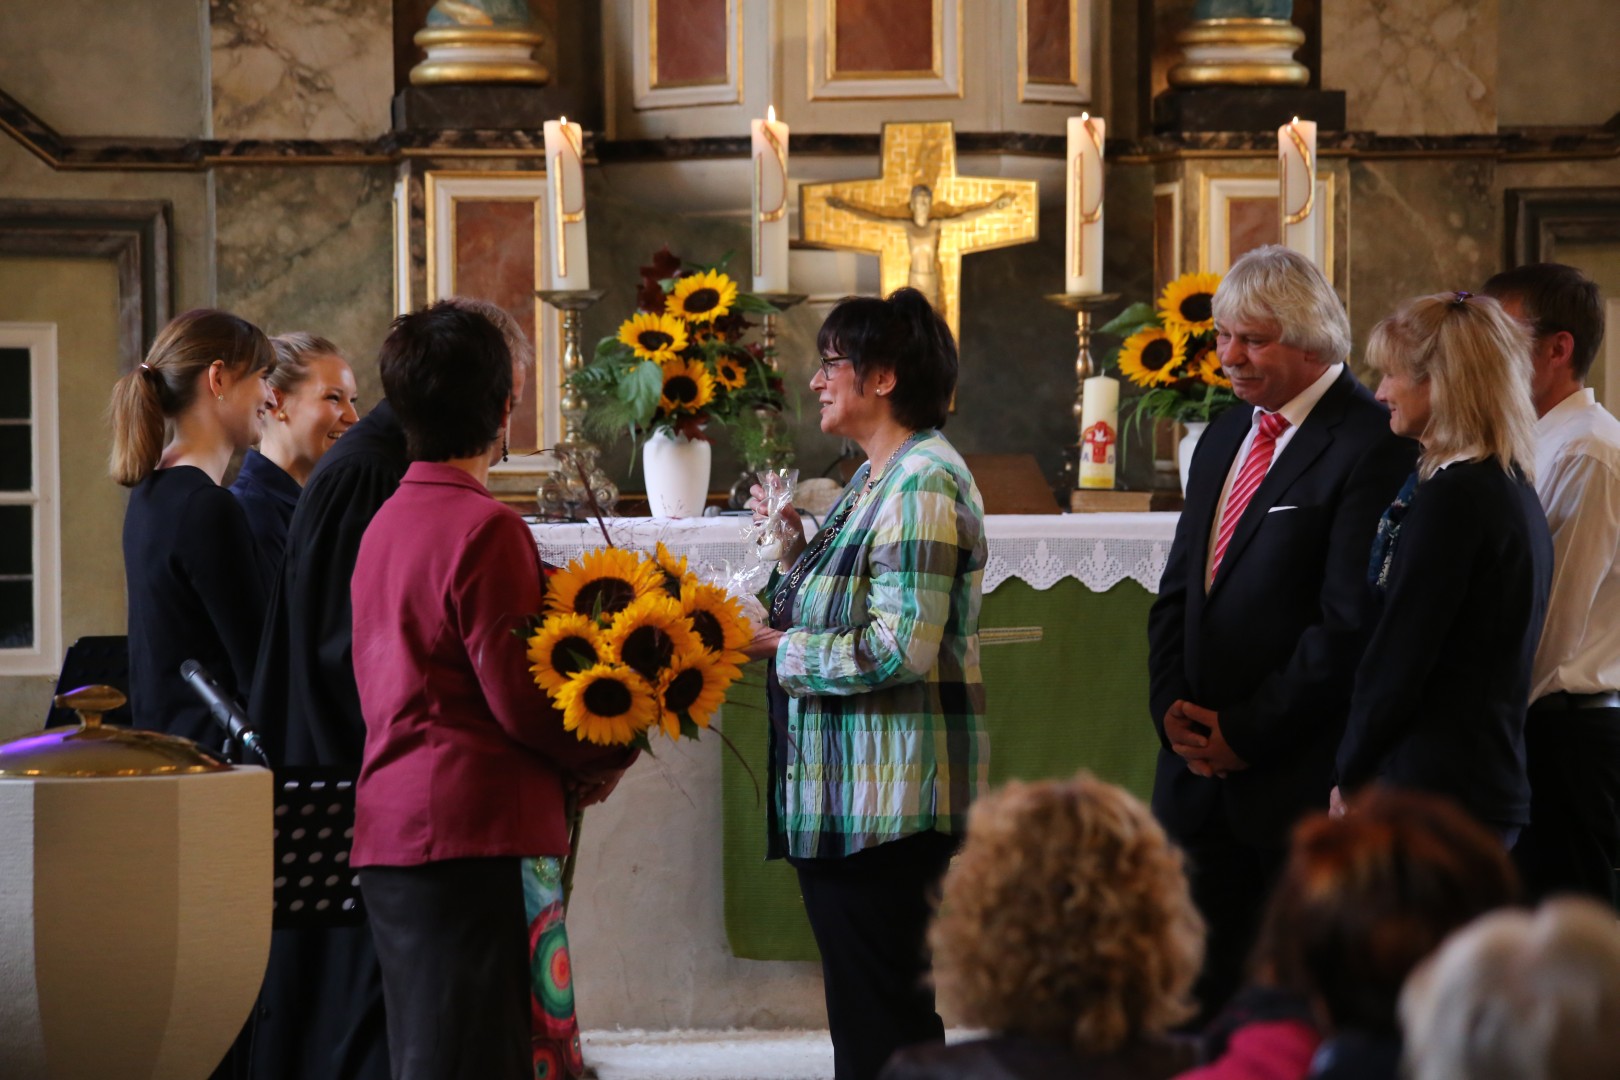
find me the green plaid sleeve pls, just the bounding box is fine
[775,464,967,696]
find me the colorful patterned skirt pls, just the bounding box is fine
[524,856,585,1080]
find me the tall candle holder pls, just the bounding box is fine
[725,291,808,508]
[1046,292,1121,494]
[536,288,615,520]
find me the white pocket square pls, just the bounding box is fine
[1268,505,1300,513]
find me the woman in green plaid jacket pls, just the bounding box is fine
[744,288,988,1080]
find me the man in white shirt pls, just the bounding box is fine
[1484,262,1619,905]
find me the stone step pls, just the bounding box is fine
[581,1029,835,1080]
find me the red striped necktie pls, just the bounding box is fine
[1210,411,1291,581]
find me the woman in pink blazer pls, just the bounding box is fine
[350,302,632,1080]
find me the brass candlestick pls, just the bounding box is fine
[1046,292,1121,493]
[757,292,808,364]
[536,288,615,520]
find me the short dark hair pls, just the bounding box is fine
[379,301,513,462]
[1255,788,1519,1036]
[815,287,956,430]
[1483,262,1606,380]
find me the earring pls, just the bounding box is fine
[502,437,509,463]
[217,394,225,402]
[277,411,288,421]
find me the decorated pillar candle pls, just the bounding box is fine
[1278,116,1319,267]
[543,116,590,289]
[1065,113,1106,294]
[751,105,790,294]
[1078,373,1120,489]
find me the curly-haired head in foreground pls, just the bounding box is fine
[927,771,1204,1053]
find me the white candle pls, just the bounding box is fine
[1279,116,1319,267]
[1078,373,1119,489]
[1065,113,1106,295]
[752,105,790,294]
[543,116,590,289]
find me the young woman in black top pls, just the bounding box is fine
[229,332,358,590]
[110,308,276,747]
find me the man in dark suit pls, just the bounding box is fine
[1147,245,1418,1018]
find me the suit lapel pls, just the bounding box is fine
[1208,370,1356,596]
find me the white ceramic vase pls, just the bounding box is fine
[1178,421,1209,494]
[642,429,712,518]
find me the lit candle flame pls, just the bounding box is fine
[767,105,776,123]
[560,115,568,126]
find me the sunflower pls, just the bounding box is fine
[554,663,658,746]
[653,541,689,597]
[712,354,748,390]
[606,593,700,684]
[1190,342,1231,389]
[527,614,608,694]
[617,312,689,363]
[680,580,753,661]
[658,357,715,414]
[655,648,739,737]
[1117,327,1189,388]
[544,548,663,619]
[666,269,738,324]
[1158,272,1222,336]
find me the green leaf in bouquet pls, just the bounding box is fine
[733,292,779,314]
[625,358,665,418]
[1098,301,1159,337]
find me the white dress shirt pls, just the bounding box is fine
[1531,387,1620,698]
[1205,363,1345,587]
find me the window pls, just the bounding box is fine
[0,324,60,675]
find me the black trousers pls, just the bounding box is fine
[359,859,531,1080]
[1175,815,1287,1026]
[791,830,959,1080]
[1514,705,1620,906]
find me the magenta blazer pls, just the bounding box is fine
[349,462,622,868]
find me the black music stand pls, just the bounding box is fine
[272,767,365,929]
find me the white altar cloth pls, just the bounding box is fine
[529,512,1179,594]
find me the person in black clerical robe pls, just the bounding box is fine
[243,298,541,1080]
[242,392,406,1080]
[110,308,276,751]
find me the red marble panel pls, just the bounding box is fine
[1026,0,1072,84]
[453,198,539,451]
[654,0,730,87]
[1154,190,1178,296]
[1227,197,1280,267]
[834,0,936,75]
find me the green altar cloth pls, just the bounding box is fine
[721,578,1160,961]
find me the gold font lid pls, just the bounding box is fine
[0,685,230,778]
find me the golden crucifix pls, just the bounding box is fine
[799,121,1038,340]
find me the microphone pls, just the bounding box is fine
[180,659,271,767]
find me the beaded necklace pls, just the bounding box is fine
[770,432,918,623]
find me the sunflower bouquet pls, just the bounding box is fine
[525,542,754,749]
[1103,271,1238,429]
[571,247,790,465]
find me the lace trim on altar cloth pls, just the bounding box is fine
[528,512,1178,596]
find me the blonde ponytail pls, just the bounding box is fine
[108,365,168,487]
[106,308,275,487]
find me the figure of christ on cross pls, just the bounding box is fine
[799,121,1038,342]
[825,185,1016,314]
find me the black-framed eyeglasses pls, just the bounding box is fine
[818,355,852,380]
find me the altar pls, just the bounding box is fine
[533,512,1178,1027]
